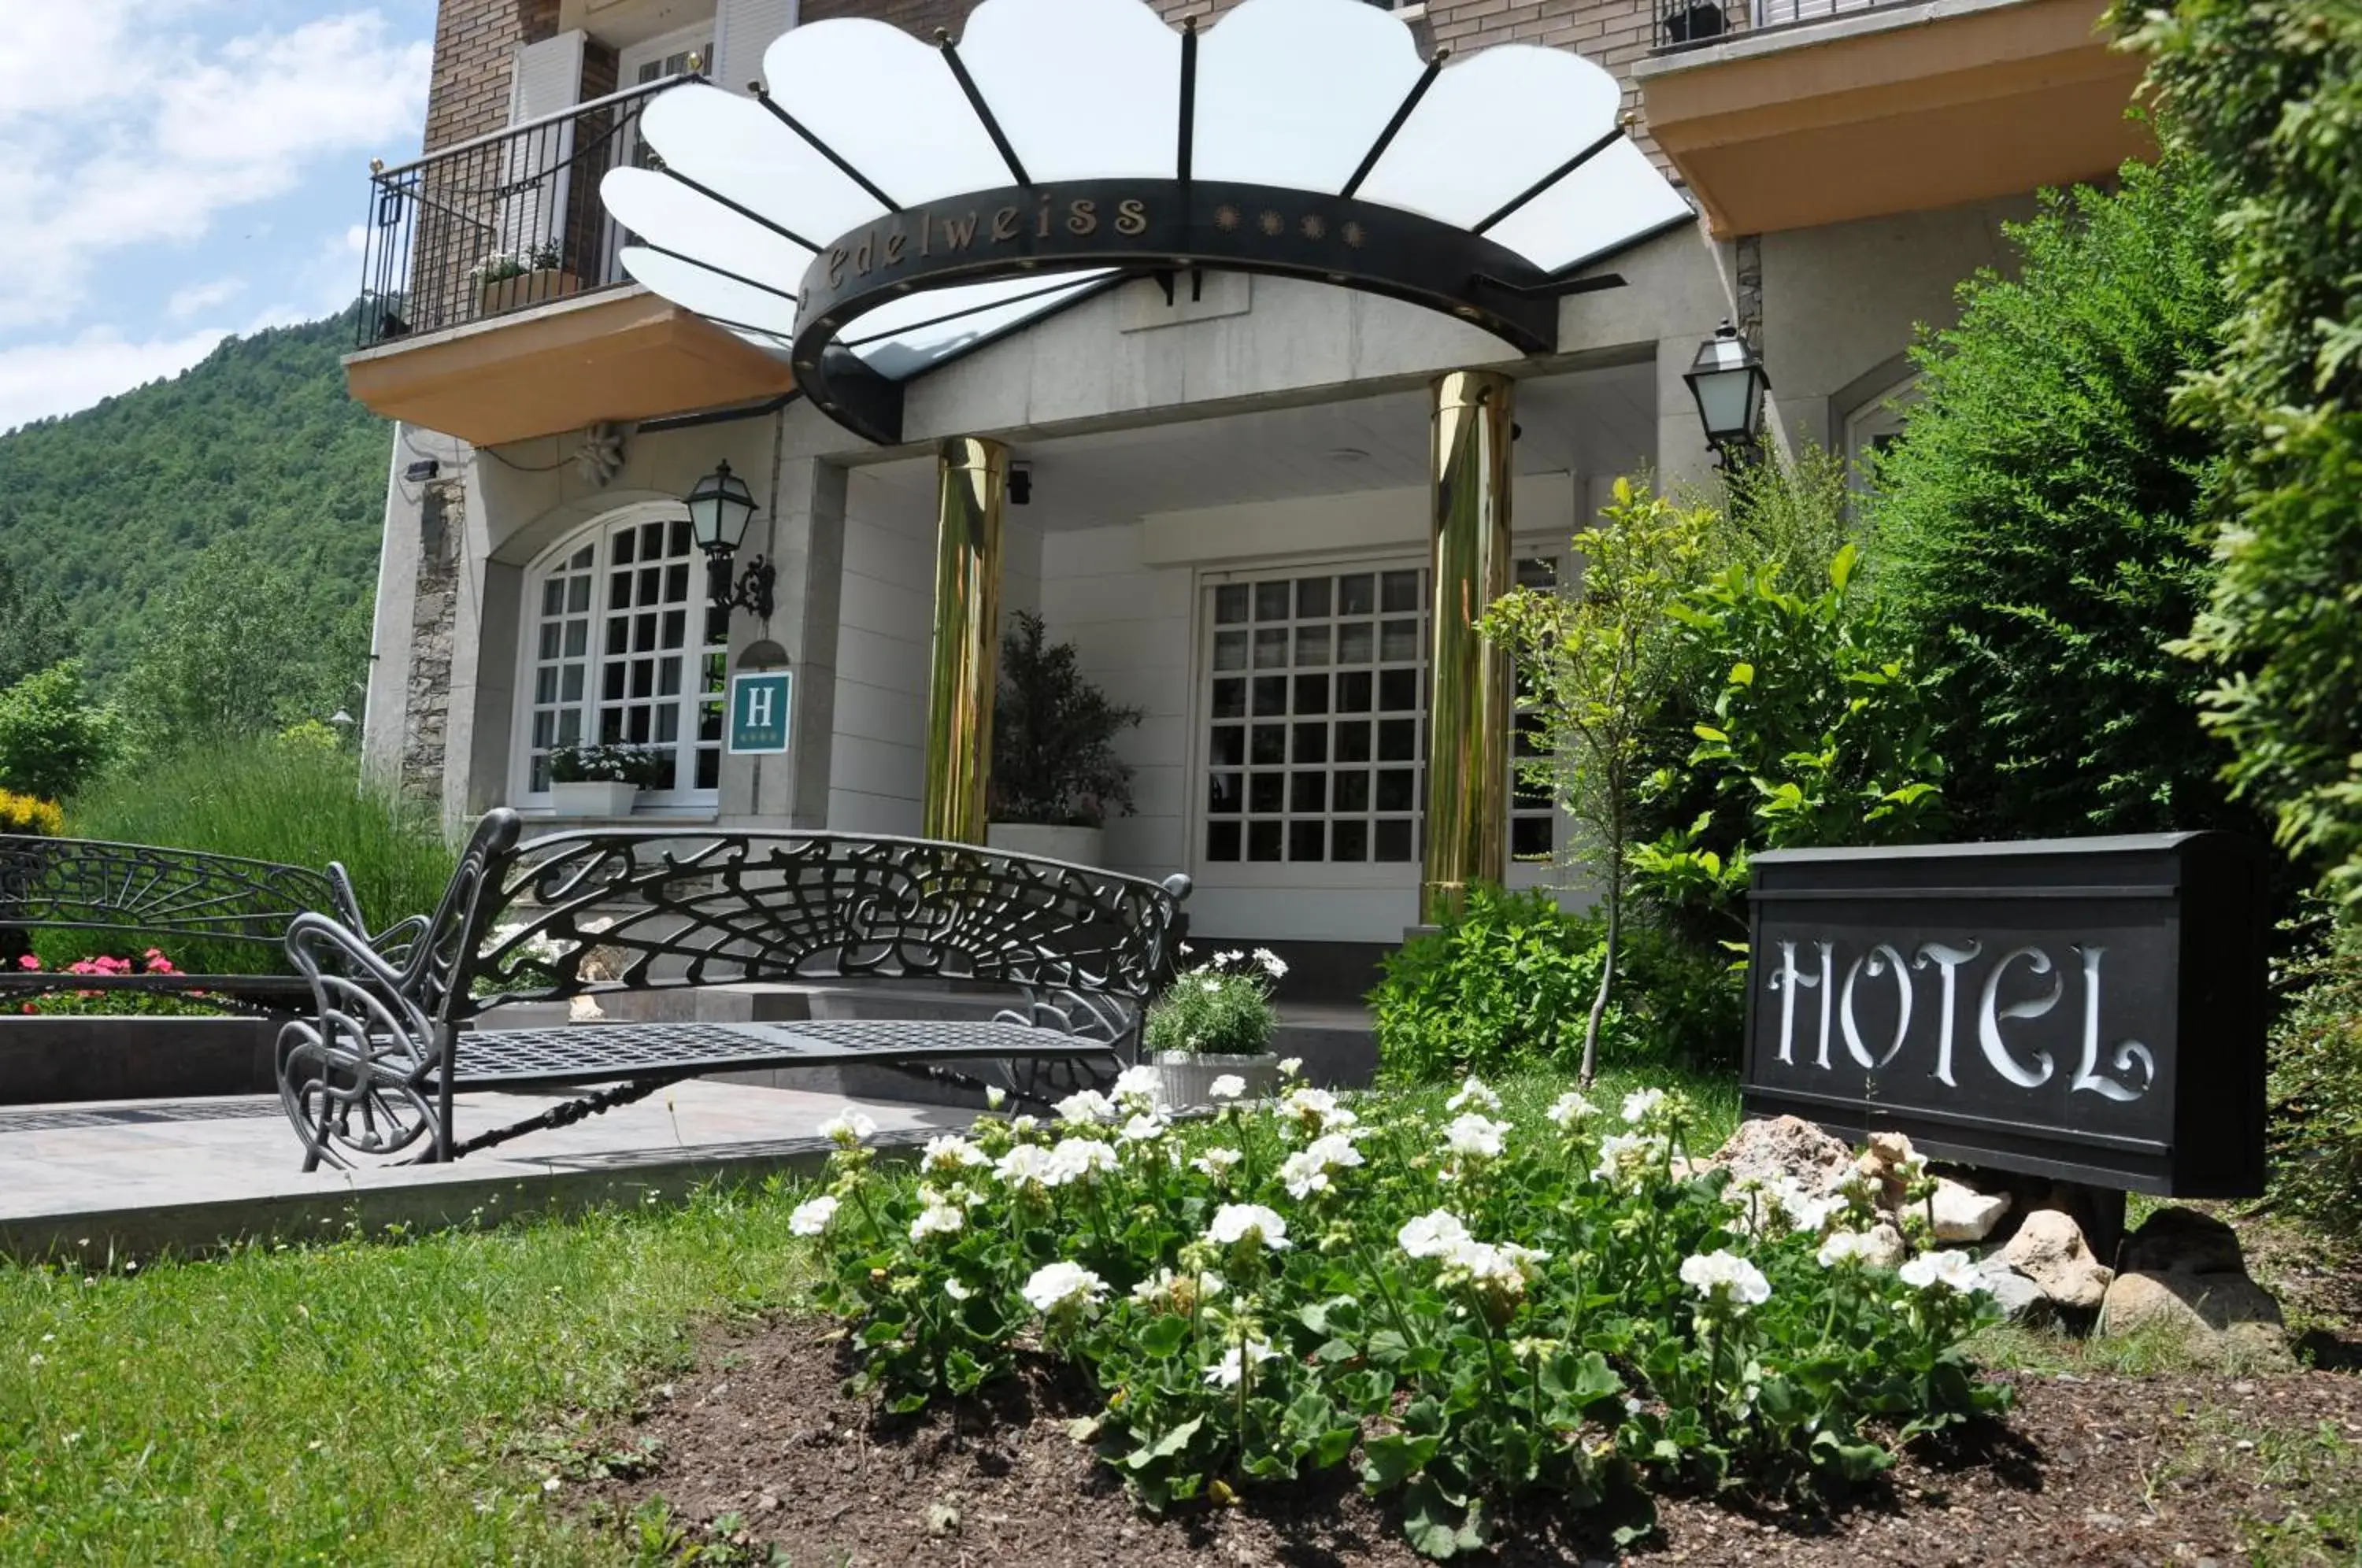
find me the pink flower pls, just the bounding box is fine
[15,955,38,971]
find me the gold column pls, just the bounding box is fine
[1422,370,1514,923]
[922,437,1007,842]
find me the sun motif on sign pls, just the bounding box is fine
[1300,213,1327,240]
[1258,209,1283,236]
[1213,204,1241,231]
[1342,220,1367,249]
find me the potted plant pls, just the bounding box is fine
[546,743,668,817]
[1147,946,1287,1109]
[987,610,1142,866]
[471,241,576,316]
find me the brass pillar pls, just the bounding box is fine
[1422,370,1514,923]
[921,436,1007,842]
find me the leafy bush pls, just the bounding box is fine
[799,1073,2008,1558]
[991,610,1143,828]
[1145,948,1281,1056]
[0,788,62,836]
[2120,2,2362,912]
[0,661,121,802]
[1871,156,2238,841]
[2265,917,2362,1238]
[1632,543,1945,946]
[67,737,456,964]
[1373,887,1743,1082]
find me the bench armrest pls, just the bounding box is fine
[276,910,446,1170]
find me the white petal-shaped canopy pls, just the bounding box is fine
[605,0,1691,439]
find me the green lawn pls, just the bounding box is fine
[0,1063,1728,1564]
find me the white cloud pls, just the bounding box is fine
[167,276,246,319]
[0,9,429,331]
[0,327,229,436]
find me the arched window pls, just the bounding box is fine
[516,505,729,805]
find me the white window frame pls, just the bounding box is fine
[620,19,714,88]
[1844,373,1918,494]
[511,501,728,814]
[1183,541,1568,893]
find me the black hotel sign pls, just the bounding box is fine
[1742,834,2268,1196]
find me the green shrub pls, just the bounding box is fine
[991,609,1143,828]
[2120,2,2362,912]
[2265,917,2362,1238]
[1372,886,1741,1083]
[66,737,456,969]
[1145,949,1280,1056]
[0,660,122,802]
[1871,155,2239,841]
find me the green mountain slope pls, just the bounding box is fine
[0,310,387,682]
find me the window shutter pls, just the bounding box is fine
[497,30,589,260]
[715,0,797,95]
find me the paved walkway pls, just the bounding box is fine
[0,1082,963,1263]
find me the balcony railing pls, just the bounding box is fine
[354,74,702,349]
[1654,0,1912,51]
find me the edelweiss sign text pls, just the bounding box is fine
[1742,834,2268,1196]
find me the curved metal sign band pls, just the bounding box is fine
[787,179,1562,445]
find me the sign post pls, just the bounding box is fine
[727,668,792,756]
[1742,833,2269,1196]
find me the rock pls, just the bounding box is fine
[1706,1115,1853,1194]
[1999,1208,2112,1311]
[1860,1221,1908,1270]
[1929,1177,2012,1243]
[2120,1206,2244,1276]
[2100,1270,2292,1368]
[1971,1257,2047,1322]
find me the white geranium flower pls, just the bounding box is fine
[1446,1075,1502,1114]
[1021,1260,1109,1317]
[1206,1202,1290,1252]
[1897,1249,1990,1295]
[1056,1089,1116,1126]
[1679,1249,1772,1311]
[1203,1339,1280,1388]
[1398,1208,1472,1259]
[1208,1074,1249,1101]
[1131,1267,1224,1311]
[920,1135,989,1175]
[1009,1115,1040,1137]
[1251,946,1289,978]
[1111,1064,1165,1110]
[1043,1138,1119,1186]
[909,1200,964,1243]
[1277,1056,1305,1080]
[1779,1185,1844,1236]
[994,1142,1057,1193]
[1275,1133,1363,1202]
[984,1085,1008,1111]
[820,1110,876,1148]
[1191,1146,1245,1180]
[1545,1090,1599,1130]
[1592,1132,1668,1189]
[1449,1239,1551,1296]
[1441,1112,1512,1159]
[1620,1088,1668,1126]
[945,1278,973,1301]
[1277,1086,1351,1135]
[1816,1230,1880,1269]
[787,1195,839,1237]
[1118,1112,1168,1145]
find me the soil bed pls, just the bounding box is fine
[582,1319,2362,1566]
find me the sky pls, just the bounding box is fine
[0,0,436,435]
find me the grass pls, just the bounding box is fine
[0,1185,820,1566]
[1380,1061,1743,1151]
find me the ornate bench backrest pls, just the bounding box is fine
[0,834,361,957]
[416,812,1191,1032]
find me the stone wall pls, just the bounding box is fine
[402,480,465,801]
[422,0,562,154]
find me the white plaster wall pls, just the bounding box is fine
[827,472,935,833]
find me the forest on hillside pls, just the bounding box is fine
[0,309,387,741]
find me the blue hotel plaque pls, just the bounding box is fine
[727,669,792,755]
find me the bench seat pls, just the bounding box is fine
[446,1017,1110,1092]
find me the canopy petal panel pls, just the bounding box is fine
[604,0,1694,444]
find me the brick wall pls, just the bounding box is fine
[422,0,562,154]
[799,0,968,37]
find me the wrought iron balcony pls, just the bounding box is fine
[1655,0,1909,50]
[355,75,702,349]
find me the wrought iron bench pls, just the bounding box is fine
[0,835,400,1014]
[275,809,1191,1170]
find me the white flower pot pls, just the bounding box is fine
[987,822,1104,867]
[1154,1051,1280,1111]
[548,780,641,818]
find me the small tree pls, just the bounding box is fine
[0,660,121,803]
[1479,478,1712,1085]
[990,610,1144,828]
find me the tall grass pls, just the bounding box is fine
[65,738,457,955]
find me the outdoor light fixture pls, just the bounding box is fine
[686,459,774,623]
[1009,461,1032,506]
[1683,318,1771,464]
